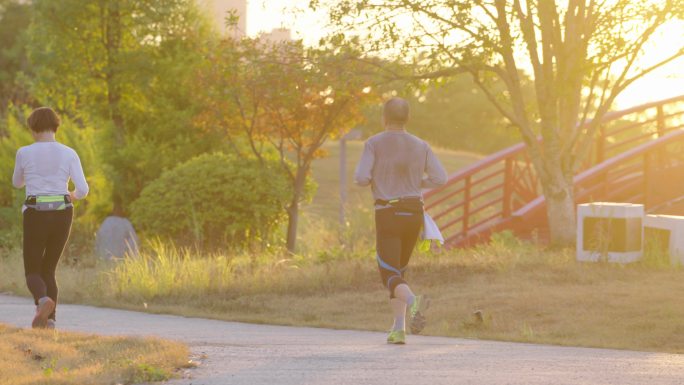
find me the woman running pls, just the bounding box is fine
[12,107,89,329]
[354,97,447,344]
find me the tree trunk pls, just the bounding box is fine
[285,199,299,253]
[104,0,125,216]
[285,168,308,253]
[107,80,125,217]
[541,169,576,246]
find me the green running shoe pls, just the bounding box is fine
[409,295,430,335]
[386,330,406,344]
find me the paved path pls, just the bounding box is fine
[1,294,683,385]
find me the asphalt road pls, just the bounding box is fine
[1,294,683,385]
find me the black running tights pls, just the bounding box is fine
[23,208,73,321]
[375,206,423,298]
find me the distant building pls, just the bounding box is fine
[259,28,293,45]
[198,1,295,45]
[199,0,247,39]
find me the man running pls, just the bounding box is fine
[12,107,89,329]
[354,97,447,344]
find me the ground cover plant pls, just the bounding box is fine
[0,323,189,385]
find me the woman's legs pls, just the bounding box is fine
[24,209,50,302]
[41,209,72,320]
[23,208,72,325]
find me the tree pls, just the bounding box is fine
[27,0,216,215]
[0,0,33,115]
[319,0,684,245]
[196,39,377,252]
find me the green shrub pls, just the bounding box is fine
[130,153,291,250]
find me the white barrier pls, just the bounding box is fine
[644,214,684,266]
[577,203,643,263]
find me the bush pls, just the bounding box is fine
[130,153,291,250]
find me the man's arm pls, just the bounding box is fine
[422,144,447,188]
[354,141,374,186]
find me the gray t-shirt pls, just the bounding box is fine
[354,130,447,201]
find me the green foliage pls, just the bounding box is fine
[0,0,32,113]
[132,363,170,382]
[27,0,212,112]
[27,0,218,214]
[195,38,378,251]
[130,153,293,250]
[0,110,30,207]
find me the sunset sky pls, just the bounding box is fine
[245,0,684,109]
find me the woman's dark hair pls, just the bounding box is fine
[27,107,61,133]
[383,97,410,126]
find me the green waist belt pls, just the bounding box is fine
[25,195,73,211]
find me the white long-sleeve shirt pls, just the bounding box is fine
[354,130,447,201]
[12,142,89,202]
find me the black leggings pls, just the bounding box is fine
[23,207,73,321]
[375,206,423,298]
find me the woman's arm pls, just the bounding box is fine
[12,150,25,188]
[69,152,89,200]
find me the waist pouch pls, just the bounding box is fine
[375,197,424,213]
[25,195,73,211]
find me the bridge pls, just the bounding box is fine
[424,95,684,247]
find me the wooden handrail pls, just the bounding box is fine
[423,142,528,199]
[513,130,684,218]
[424,94,684,247]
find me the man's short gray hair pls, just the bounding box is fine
[383,97,409,126]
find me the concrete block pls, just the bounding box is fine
[577,202,643,263]
[644,214,684,266]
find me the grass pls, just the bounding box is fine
[2,233,683,354]
[0,323,189,385]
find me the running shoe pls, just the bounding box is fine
[386,330,406,344]
[32,297,55,329]
[408,295,430,335]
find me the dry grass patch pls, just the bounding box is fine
[0,323,189,385]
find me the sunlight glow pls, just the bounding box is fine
[246,1,684,109]
[616,20,684,108]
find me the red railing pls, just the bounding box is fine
[424,94,684,247]
[514,129,684,234]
